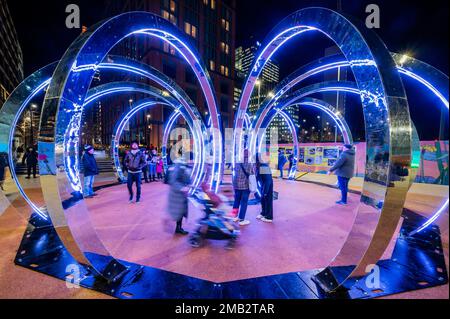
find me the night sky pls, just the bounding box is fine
[7,0,449,140]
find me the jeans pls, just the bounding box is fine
[127,172,142,201]
[259,174,273,220]
[27,164,37,178]
[83,175,95,197]
[233,189,250,220]
[278,165,284,178]
[338,176,350,203]
[142,166,149,183]
[149,163,156,180]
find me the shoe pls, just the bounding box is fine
[129,197,134,203]
[91,193,98,197]
[84,195,94,199]
[256,214,264,220]
[261,217,273,223]
[229,208,239,218]
[336,200,347,205]
[239,220,251,226]
[136,199,141,204]
[175,228,189,235]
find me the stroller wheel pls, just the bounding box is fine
[225,239,236,250]
[189,235,201,248]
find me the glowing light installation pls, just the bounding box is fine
[252,53,449,237]
[37,12,222,279]
[235,7,413,291]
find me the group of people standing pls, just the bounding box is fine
[277,149,295,179]
[230,144,356,226]
[231,149,274,226]
[81,141,166,201]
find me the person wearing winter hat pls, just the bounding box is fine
[81,145,99,198]
[328,144,356,205]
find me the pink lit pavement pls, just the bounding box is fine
[0,176,448,298]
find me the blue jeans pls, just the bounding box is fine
[83,175,95,197]
[127,172,142,201]
[149,163,156,180]
[338,176,350,204]
[233,189,250,220]
[278,165,284,178]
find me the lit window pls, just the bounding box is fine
[203,0,208,5]
[184,22,197,38]
[170,0,176,12]
[220,42,229,54]
[209,60,215,71]
[162,10,169,20]
[221,19,230,31]
[211,0,216,9]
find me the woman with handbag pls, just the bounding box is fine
[231,149,256,226]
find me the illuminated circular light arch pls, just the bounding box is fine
[259,97,354,180]
[110,98,201,187]
[235,7,413,291]
[37,12,222,279]
[251,81,358,154]
[253,53,449,236]
[83,82,206,192]
[0,56,209,220]
[0,62,56,219]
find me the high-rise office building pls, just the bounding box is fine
[0,0,24,148]
[102,0,236,148]
[0,0,23,105]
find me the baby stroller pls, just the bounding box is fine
[189,186,239,250]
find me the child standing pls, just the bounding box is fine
[156,155,164,180]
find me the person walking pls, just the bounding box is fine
[231,149,256,226]
[277,149,287,179]
[167,158,191,235]
[81,145,99,198]
[256,153,274,223]
[328,144,356,205]
[23,147,38,179]
[125,141,146,203]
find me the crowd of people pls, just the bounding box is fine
[80,142,356,235]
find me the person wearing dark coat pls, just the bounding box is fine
[256,153,274,223]
[277,149,287,179]
[124,141,147,203]
[328,144,356,205]
[167,158,191,235]
[22,147,38,179]
[81,145,99,198]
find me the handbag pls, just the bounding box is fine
[240,163,257,193]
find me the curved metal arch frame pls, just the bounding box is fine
[252,53,449,236]
[111,98,200,186]
[84,82,206,190]
[0,59,208,219]
[251,81,358,153]
[235,7,413,291]
[36,12,223,278]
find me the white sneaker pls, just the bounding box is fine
[261,217,273,223]
[256,214,264,220]
[239,220,251,226]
